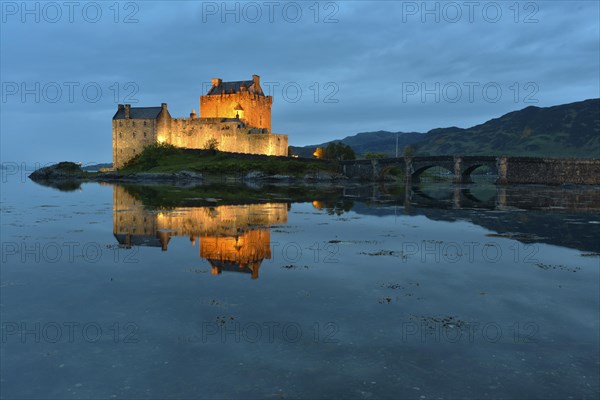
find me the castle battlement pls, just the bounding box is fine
[112,74,288,168]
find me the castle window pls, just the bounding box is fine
[144,132,147,138]
[133,132,136,138]
[132,122,135,126]
[119,122,122,126]
[144,121,147,126]
[119,132,122,138]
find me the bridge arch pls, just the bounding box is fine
[459,157,498,183]
[408,156,456,183]
[411,165,454,182]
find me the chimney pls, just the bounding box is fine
[211,78,222,87]
[190,109,197,119]
[252,74,260,85]
[161,103,168,111]
[118,104,124,110]
[124,104,130,119]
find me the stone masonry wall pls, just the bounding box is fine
[165,118,287,157]
[498,157,600,185]
[113,116,287,168]
[200,92,272,132]
[112,118,158,169]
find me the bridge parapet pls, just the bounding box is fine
[497,157,600,185]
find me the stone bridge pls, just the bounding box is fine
[340,156,600,185]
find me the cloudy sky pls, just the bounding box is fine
[1,0,598,163]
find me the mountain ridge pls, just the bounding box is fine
[290,99,600,159]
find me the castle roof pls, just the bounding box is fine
[113,106,163,120]
[207,80,262,96]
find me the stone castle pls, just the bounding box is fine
[112,74,288,168]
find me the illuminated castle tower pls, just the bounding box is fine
[201,75,272,133]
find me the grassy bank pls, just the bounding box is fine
[119,144,338,176]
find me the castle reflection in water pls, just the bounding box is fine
[112,186,288,279]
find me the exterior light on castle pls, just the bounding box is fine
[234,103,244,120]
[112,74,289,169]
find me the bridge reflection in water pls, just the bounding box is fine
[112,186,288,279]
[343,183,600,212]
[343,183,600,252]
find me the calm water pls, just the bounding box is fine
[1,172,599,399]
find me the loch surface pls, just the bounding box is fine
[1,174,599,399]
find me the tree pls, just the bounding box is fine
[323,142,356,160]
[325,143,337,160]
[204,138,219,152]
[340,144,356,160]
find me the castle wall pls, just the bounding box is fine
[200,92,272,132]
[165,118,288,156]
[112,118,158,169]
[113,115,288,168]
